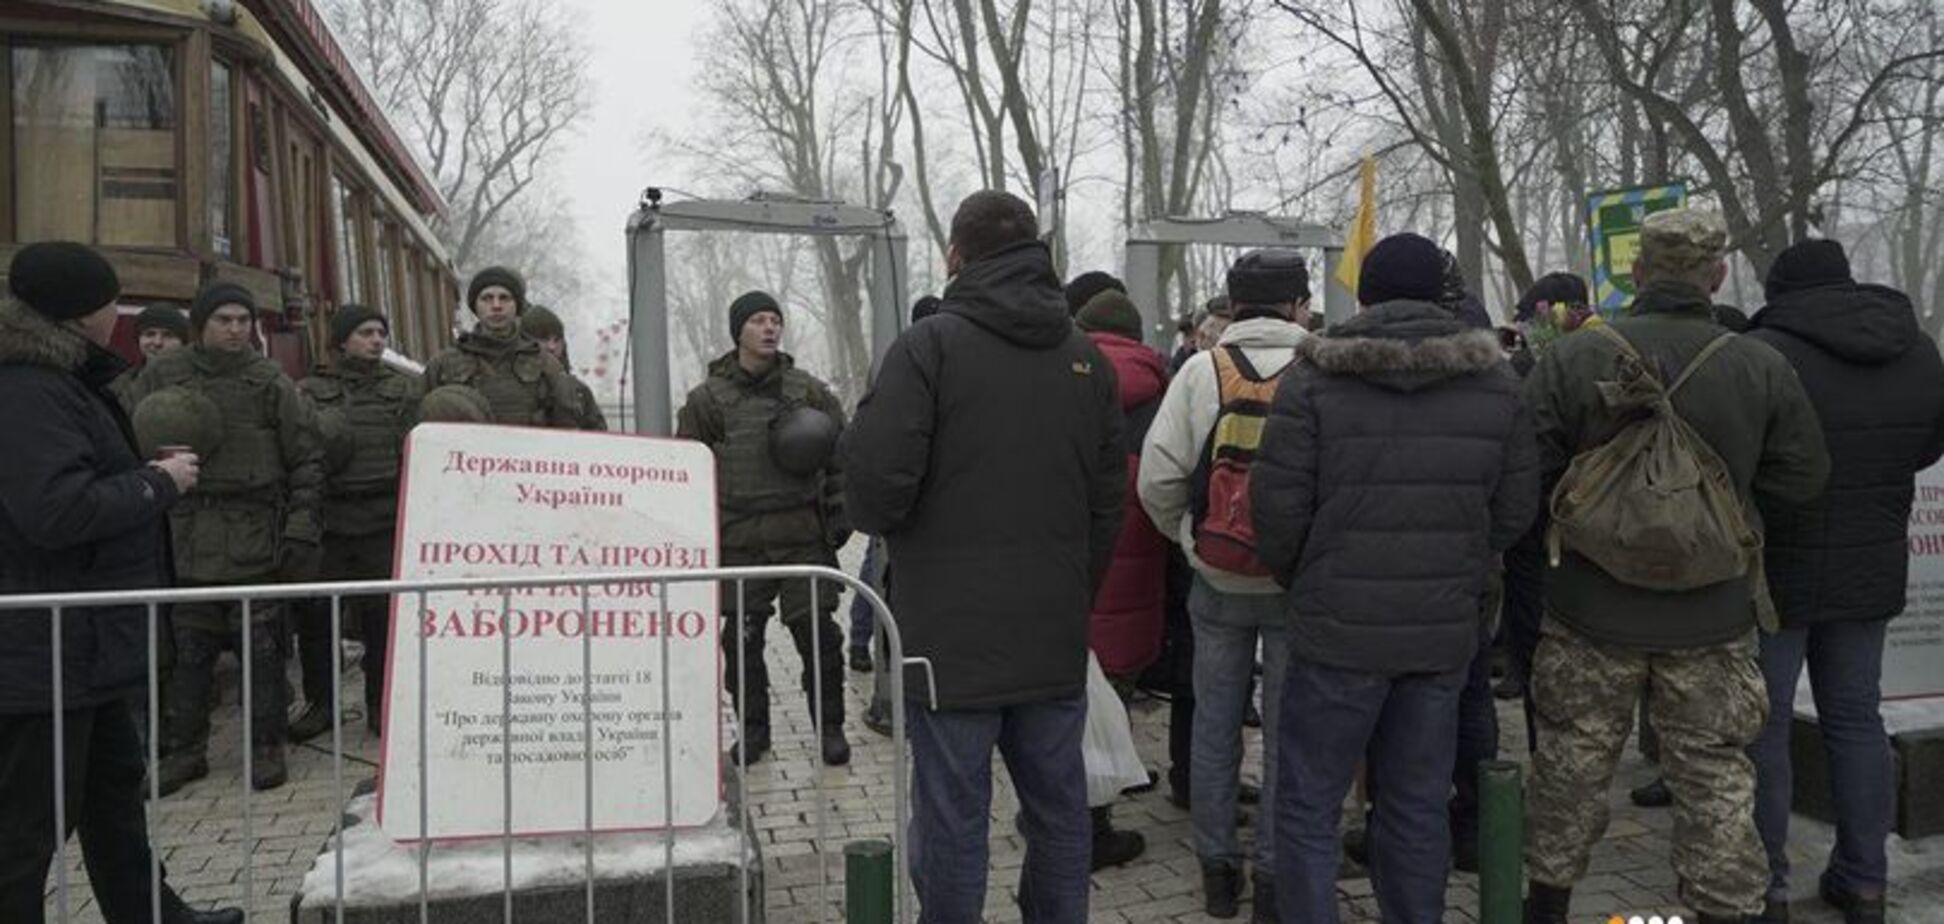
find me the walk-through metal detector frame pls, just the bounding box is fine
[1124,214,1351,348]
[626,193,910,435]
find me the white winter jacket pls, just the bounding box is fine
[1138,316,1309,595]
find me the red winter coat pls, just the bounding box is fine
[1086,331,1170,676]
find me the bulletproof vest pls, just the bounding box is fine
[151,349,289,499]
[301,361,414,499]
[436,336,552,426]
[145,347,292,582]
[708,364,823,521]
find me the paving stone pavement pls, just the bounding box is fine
[41,592,1944,924]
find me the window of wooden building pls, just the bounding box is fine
[10,42,178,247]
[329,172,365,304]
[208,58,234,258]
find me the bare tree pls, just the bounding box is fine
[1569,0,1944,274]
[322,0,592,280]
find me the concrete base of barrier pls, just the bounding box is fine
[1790,705,1944,840]
[289,781,764,923]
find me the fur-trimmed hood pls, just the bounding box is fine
[0,297,93,373]
[1298,299,1506,392]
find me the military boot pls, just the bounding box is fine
[1523,882,1571,924]
[157,626,220,798]
[251,744,288,791]
[288,702,333,744]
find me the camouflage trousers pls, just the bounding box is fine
[1525,616,1769,917]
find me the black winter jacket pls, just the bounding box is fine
[0,299,179,714]
[1748,283,1944,627]
[1250,301,1540,675]
[841,241,1126,709]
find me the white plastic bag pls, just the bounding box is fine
[1082,652,1149,807]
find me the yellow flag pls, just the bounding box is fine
[1336,155,1377,294]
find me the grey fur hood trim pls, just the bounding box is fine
[1297,326,1504,377]
[0,297,89,372]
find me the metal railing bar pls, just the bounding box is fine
[331,594,346,924]
[52,605,69,924]
[241,597,255,923]
[501,589,514,924]
[582,580,596,924]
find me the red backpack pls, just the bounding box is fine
[1188,346,1285,576]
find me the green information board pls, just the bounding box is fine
[1587,183,1687,314]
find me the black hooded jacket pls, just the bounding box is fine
[1250,301,1540,674]
[1749,283,1944,627]
[0,299,180,714]
[841,241,1126,709]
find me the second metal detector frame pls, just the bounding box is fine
[626,192,911,435]
[1123,213,1350,348]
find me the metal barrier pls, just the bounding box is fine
[1,565,926,924]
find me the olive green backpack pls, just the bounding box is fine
[1547,325,1775,628]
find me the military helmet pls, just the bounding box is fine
[418,384,492,423]
[316,407,355,473]
[768,405,840,477]
[132,386,224,461]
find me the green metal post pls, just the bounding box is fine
[1478,760,1525,924]
[845,838,894,924]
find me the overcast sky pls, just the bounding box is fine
[555,0,709,305]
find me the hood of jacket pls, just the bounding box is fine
[0,298,128,387]
[1216,315,1310,353]
[940,241,1073,350]
[1087,331,1168,410]
[1754,283,1922,366]
[457,328,541,359]
[1297,300,1504,392]
[706,349,797,391]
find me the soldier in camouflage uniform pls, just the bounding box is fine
[1520,211,1830,923]
[126,283,325,796]
[290,305,420,741]
[677,291,851,768]
[421,267,583,428]
[521,304,607,430]
[108,304,187,412]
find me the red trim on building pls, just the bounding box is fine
[239,0,444,218]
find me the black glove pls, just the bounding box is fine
[280,537,323,583]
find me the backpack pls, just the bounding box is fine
[1547,326,1773,626]
[1188,346,1286,577]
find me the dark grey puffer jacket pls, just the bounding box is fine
[1250,300,1540,675]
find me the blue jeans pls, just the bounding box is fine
[848,537,884,654]
[1752,619,1892,901]
[1276,656,1466,924]
[1188,577,1289,872]
[908,694,1089,924]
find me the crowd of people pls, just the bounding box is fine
[2,185,1942,924]
[839,194,1944,924]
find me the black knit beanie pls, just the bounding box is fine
[729,291,782,343]
[521,304,565,341]
[190,283,256,333]
[8,241,120,322]
[467,266,527,315]
[133,304,189,340]
[911,295,943,323]
[1227,249,1311,312]
[330,304,387,350]
[1357,233,1446,306]
[1514,273,1590,323]
[1765,239,1854,300]
[1065,271,1126,316]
